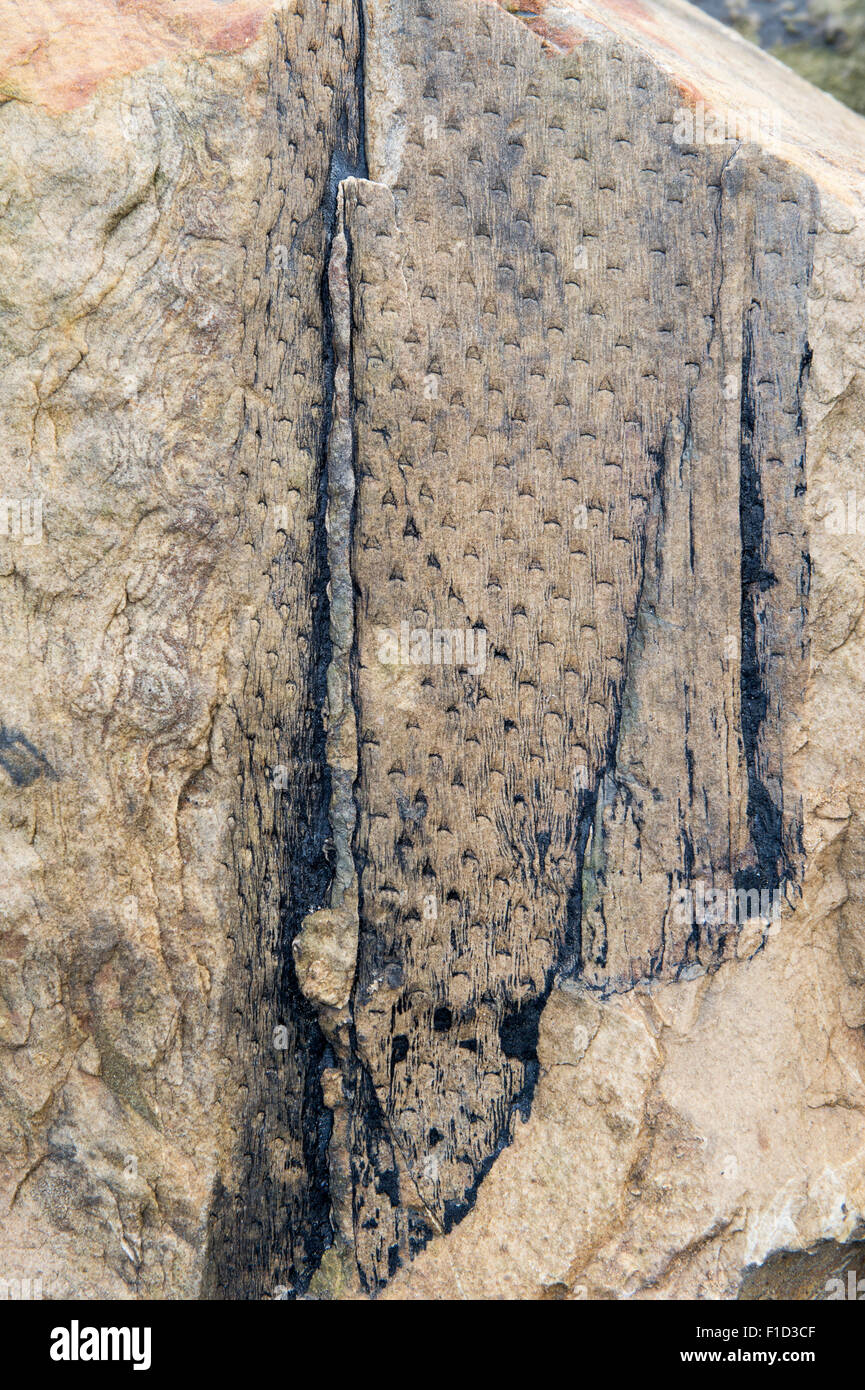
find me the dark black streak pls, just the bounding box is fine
[0,726,56,788]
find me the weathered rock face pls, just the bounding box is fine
[1,0,865,1301]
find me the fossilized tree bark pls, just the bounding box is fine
[2,0,865,1302]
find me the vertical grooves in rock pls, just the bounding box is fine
[288,0,372,1292]
[313,0,367,930]
[206,0,366,1301]
[738,308,782,895]
[736,162,814,904]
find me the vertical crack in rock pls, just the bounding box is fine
[294,0,369,1019]
[739,312,783,894]
[316,173,443,1294]
[293,202,360,1015]
[206,0,364,1301]
[736,171,814,903]
[292,178,362,1280]
[274,3,374,1296]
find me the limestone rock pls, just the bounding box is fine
[1,0,865,1302]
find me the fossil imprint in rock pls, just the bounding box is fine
[344,0,813,1286]
[1,0,865,1301]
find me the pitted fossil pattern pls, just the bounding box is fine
[207,0,363,1299]
[578,154,815,991]
[343,0,813,1257]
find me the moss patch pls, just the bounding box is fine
[772,29,865,115]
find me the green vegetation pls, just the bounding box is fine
[773,1,865,116]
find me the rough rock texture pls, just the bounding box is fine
[2,0,865,1301]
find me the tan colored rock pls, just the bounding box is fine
[293,908,356,1010]
[0,0,273,111]
[1,0,865,1302]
